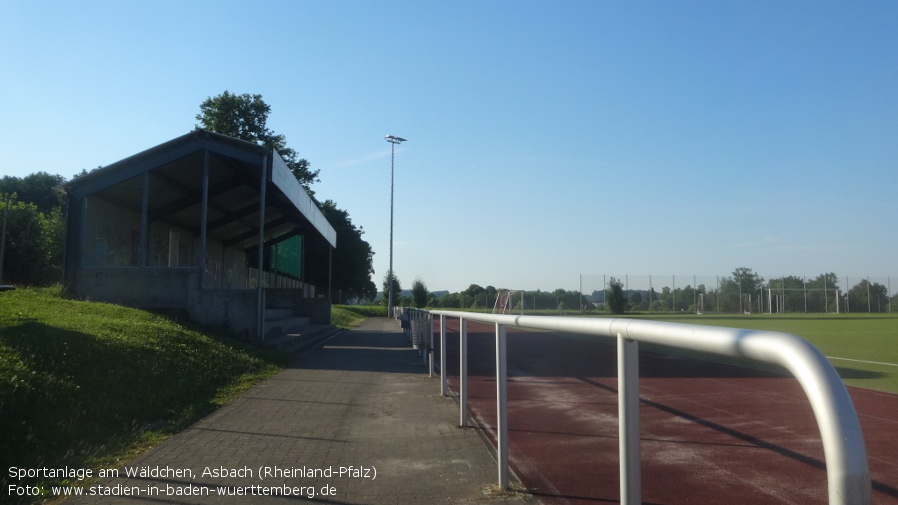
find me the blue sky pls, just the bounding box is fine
[2,1,896,293]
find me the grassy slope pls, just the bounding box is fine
[333,304,389,320]
[332,305,395,329]
[0,287,291,502]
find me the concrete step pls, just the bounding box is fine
[264,308,295,320]
[263,316,312,337]
[263,324,338,353]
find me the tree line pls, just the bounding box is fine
[381,267,896,314]
[602,269,894,314]
[376,274,586,312]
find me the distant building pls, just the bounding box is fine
[58,129,337,339]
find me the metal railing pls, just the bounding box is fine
[395,307,436,375]
[430,310,871,505]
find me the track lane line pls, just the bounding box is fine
[826,356,898,367]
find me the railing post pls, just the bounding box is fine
[422,311,428,364]
[459,317,468,428]
[496,322,509,489]
[618,333,641,505]
[440,314,447,397]
[428,313,435,377]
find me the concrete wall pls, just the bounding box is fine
[267,288,332,324]
[199,237,247,289]
[70,267,260,336]
[187,285,260,338]
[72,267,192,309]
[69,267,330,337]
[83,197,143,267]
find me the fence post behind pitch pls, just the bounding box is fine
[459,317,468,428]
[496,322,509,489]
[618,333,641,505]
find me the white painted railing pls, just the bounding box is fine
[430,310,871,505]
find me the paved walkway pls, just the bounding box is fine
[65,318,530,505]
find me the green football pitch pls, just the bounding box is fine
[633,313,898,394]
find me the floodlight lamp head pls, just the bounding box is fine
[385,135,407,144]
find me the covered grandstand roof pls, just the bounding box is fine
[60,129,336,250]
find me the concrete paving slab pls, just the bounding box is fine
[62,318,531,505]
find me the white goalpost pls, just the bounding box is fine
[493,290,524,314]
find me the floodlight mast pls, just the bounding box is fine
[385,135,406,316]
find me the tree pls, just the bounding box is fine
[847,279,890,313]
[196,91,319,192]
[607,277,627,314]
[382,273,401,307]
[318,200,376,303]
[0,173,67,286]
[714,276,742,313]
[673,285,696,312]
[0,172,66,215]
[527,289,579,311]
[767,275,807,312]
[485,286,499,307]
[659,286,673,311]
[464,284,485,298]
[437,292,462,308]
[411,277,428,308]
[806,273,839,313]
[197,92,379,304]
[869,282,890,313]
[629,291,643,310]
[732,267,764,294]
[463,284,487,308]
[0,196,63,285]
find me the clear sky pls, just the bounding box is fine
[2,1,896,293]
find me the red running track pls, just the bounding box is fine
[437,319,898,505]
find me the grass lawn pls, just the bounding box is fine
[446,308,898,394]
[592,312,898,394]
[0,287,292,503]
